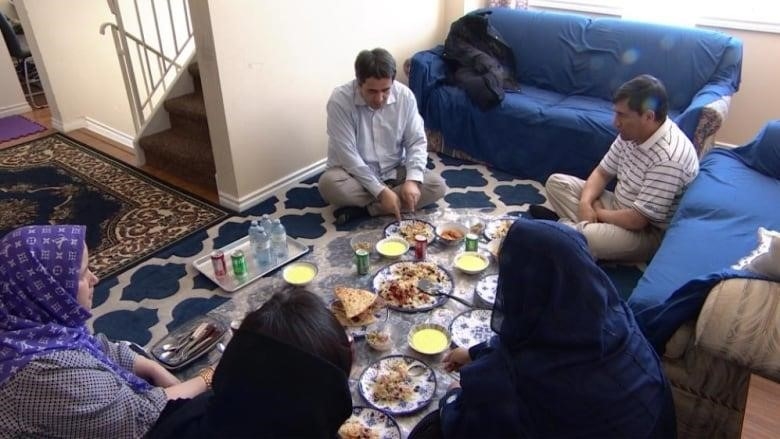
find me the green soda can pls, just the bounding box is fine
[231,250,248,277]
[464,233,479,252]
[355,249,370,275]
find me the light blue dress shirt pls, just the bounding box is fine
[326,79,428,198]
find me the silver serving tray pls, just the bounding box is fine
[193,235,310,292]
[150,315,228,370]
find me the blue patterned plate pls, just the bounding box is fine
[384,219,435,244]
[474,274,499,306]
[340,406,401,439]
[449,309,495,348]
[358,355,437,416]
[372,261,453,313]
[484,217,517,241]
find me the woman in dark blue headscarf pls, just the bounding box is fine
[438,219,676,438]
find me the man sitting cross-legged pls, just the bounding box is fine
[318,48,447,226]
[529,74,699,263]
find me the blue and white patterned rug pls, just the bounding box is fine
[89,153,644,347]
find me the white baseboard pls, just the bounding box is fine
[218,159,327,212]
[84,117,135,153]
[0,102,33,118]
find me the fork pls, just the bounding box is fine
[416,279,484,308]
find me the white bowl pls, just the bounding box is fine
[408,323,451,355]
[435,222,469,246]
[282,261,318,286]
[349,231,380,254]
[453,251,490,275]
[375,236,410,258]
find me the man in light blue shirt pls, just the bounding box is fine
[318,48,447,225]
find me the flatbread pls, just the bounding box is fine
[331,296,385,327]
[335,286,377,319]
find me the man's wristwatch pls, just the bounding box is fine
[197,366,215,389]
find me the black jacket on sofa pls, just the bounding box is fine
[443,11,518,110]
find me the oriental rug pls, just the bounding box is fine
[0,134,231,279]
[0,114,46,143]
[88,152,645,348]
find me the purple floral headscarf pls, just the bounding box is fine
[0,225,151,392]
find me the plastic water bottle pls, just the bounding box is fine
[248,220,260,251]
[255,226,273,268]
[259,214,273,236]
[270,219,288,261]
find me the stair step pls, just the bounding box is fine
[139,129,217,191]
[164,93,206,121]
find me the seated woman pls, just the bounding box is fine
[430,219,676,438]
[0,225,209,438]
[148,288,354,438]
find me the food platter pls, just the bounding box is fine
[484,217,517,241]
[449,309,495,348]
[358,355,437,416]
[384,219,435,244]
[474,274,499,306]
[372,261,453,312]
[339,406,401,439]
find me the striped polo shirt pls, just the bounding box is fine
[599,118,699,228]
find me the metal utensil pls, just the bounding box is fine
[416,279,482,308]
[158,323,214,362]
[407,364,428,377]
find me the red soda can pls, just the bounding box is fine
[211,250,227,277]
[414,234,428,260]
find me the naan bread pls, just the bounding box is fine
[335,286,377,319]
[331,296,385,327]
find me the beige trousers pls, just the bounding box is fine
[318,166,447,216]
[545,173,663,263]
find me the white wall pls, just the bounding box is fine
[0,0,31,116]
[16,0,135,144]
[190,0,449,209]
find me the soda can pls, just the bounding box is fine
[464,233,479,252]
[355,249,370,275]
[231,250,248,277]
[210,250,227,277]
[414,234,428,260]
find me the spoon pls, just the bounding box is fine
[407,364,428,377]
[416,279,483,308]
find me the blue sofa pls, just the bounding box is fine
[409,7,743,181]
[627,121,780,438]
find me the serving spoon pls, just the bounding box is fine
[416,279,484,309]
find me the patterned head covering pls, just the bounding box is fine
[0,225,151,392]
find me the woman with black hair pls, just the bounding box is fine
[148,288,354,438]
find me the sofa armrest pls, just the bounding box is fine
[693,96,730,157]
[694,278,780,381]
[408,46,449,115]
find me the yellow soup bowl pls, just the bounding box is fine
[376,236,410,258]
[408,323,451,355]
[454,251,489,275]
[282,261,318,286]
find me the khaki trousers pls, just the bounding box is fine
[318,166,447,216]
[545,173,663,262]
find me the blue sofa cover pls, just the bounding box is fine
[409,7,743,181]
[628,120,780,352]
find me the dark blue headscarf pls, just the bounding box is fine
[454,219,675,438]
[0,225,151,393]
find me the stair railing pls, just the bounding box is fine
[101,0,196,132]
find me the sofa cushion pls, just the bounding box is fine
[695,278,780,381]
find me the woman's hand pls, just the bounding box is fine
[442,347,471,373]
[133,356,181,387]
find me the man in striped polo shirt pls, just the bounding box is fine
[529,75,699,262]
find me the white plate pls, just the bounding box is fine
[358,355,437,416]
[474,274,499,306]
[384,219,435,244]
[449,309,496,348]
[484,217,516,241]
[342,406,401,439]
[372,261,453,312]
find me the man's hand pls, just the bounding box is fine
[442,347,471,373]
[399,180,421,212]
[577,201,599,223]
[378,187,401,220]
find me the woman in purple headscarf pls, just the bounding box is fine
[0,225,210,438]
[431,219,676,438]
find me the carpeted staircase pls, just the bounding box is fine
[138,63,217,192]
